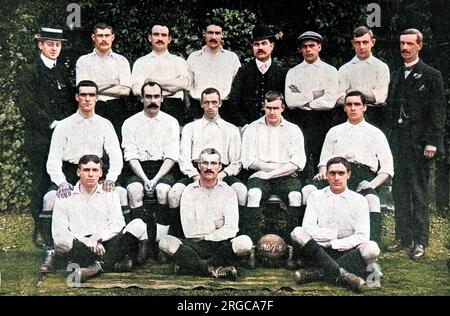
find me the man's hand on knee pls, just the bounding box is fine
[102,180,115,192]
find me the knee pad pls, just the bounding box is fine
[290,226,311,247]
[155,183,171,205]
[288,191,302,207]
[159,235,183,256]
[231,182,248,206]
[124,218,148,240]
[301,185,318,205]
[358,241,380,263]
[127,182,144,207]
[168,183,186,208]
[247,188,262,207]
[231,235,253,256]
[365,194,381,213]
[42,190,57,211]
[115,186,129,207]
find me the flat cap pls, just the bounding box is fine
[297,31,322,44]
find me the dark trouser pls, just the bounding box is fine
[285,109,334,183]
[172,239,238,276]
[242,175,302,241]
[435,154,450,215]
[161,97,187,126]
[95,98,132,142]
[64,232,138,272]
[297,239,368,280]
[391,127,430,247]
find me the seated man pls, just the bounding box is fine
[159,148,253,280]
[291,157,382,291]
[241,91,306,241]
[304,90,394,245]
[47,155,150,282]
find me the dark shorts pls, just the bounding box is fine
[124,160,175,187]
[247,175,301,206]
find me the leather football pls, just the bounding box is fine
[256,234,287,259]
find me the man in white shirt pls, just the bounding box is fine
[159,148,253,280]
[285,31,339,181]
[186,17,241,120]
[49,155,149,282]
[122,81,179,251]
[337,26,390,127]
[304,91,394,245]
[76,23,132,138]
[131,24,190,124]
[291,157,381,291]
[41,80,126,259]
[168,87,247,237]
[241,91,306,242]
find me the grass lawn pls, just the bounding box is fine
[0,211,449,296]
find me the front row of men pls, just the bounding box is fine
[47,152,380,291]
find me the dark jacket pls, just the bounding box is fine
[225,60,287,126]
[17,57,74,137]
[386,59,446,157]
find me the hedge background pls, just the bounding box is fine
[0,0,449,212]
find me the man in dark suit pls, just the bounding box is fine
[17,27,75,248]
[225,25,287,127]
[386,29,446,259]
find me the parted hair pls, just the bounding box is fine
[326,157,351,172]
[199,148,222,162]
[78,154,103,169]
[76,80,98,94]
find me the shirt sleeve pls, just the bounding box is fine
[52,197,75,252]
[241,124,257,169]
[104,120,123,182]
[330,196,370,250]
[318,128,335,167]
[288,125,306,170]
[376,131,394,177]
[100,191,126,242]
[308,67,339,110]
[372,63,390,104]
[164,118,180,162]
[285,68,312,109]
[179,123,198,178]
[46,122,68,186]
[75,56,88,85]
[204,188,239,241]
[223,126,242,176]
[121,119,140,161]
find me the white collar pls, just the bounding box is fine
[40,54,57,69]
[255,58,272,71]
[404,57,419,69]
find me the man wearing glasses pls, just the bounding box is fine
[121,81,180,250]
[168,87,247,237]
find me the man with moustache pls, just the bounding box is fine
[186,17,241,120]
[385,29,446,259]
[76,23,132,137]
[17,27,75,247]
[337,26,390,127]
[122,81,180,251]
[285,31,339,181]
[241,91,306,242]
[227,25,287,127]
[158,148,253,280]
[168,87,247,236]
[131,24,190,124]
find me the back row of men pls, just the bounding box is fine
[18,20,446,268]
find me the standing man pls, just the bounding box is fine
[337,26,390,127]
[386,29,446,259]
[122,81,180,245]
[168,87,247,235]
[285,31,340,181]
[76,23,132,138]
[159,148,253,280]
[50,155,149,282]
[291,157,381,291]
[17,27,75,247]
[42,80,125,253]
[308,91,394,245]
[227,25,287,127]
[241,91,306,242]
[131,24,190,125]
[186,17,241,120]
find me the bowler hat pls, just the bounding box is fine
[34,27,67,41]
[297,31,322,45]
[252,25,275,42]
